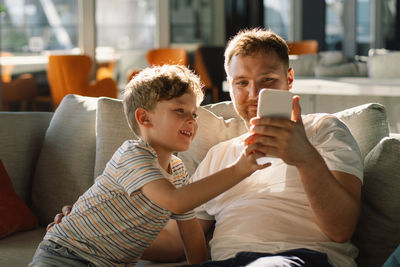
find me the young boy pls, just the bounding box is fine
[29,65,270,266]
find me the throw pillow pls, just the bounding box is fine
[0,160,38,238]
[353,136,400,267]
[31,94,98,225]
[95,97,137,177]
[334,103,389,159]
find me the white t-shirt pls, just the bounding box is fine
[191,113,363,267]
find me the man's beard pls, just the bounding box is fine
[234,100,258,126]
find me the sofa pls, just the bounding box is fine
[0,94,399,267]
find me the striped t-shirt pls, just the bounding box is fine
[45,139,194,266]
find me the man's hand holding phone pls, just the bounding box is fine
[245,89,313,166]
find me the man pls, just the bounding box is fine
[186,28,362,266]
[52,28,363,266]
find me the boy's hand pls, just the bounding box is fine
[46,205,72,230]
[233,141,272,178]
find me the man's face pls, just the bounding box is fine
[227,51,294,127]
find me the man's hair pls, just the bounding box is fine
[224,28,289,76]
[123,64,203,136]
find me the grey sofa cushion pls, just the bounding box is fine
[334,103,389,159]
[0,112,53,203]
[0,227,46,267]
[31,95,98,225]
[201,101,242,120]
[95,97,137,177]
[354,136,400,267]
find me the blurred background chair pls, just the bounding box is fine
[47,54,118,108]
[287,40,319,55]
[194,46,228,103]
[1,52,38,111]
[96,60,116,80]
[146,48,188,66]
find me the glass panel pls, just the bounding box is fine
[170,0,213,44]
[95,0,156,88]
[263,0,290,40]
[325,0,344,50]
[357,0,370,55]
[96,0,156,50]
[0,0,78,54]
[357,0,370,43]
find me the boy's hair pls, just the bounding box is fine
[224,28,289,77]
[123,64,203,136]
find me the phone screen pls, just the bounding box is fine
[257,89,293,119]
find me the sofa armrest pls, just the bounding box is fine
[354,135,400,267]
[0,112,53,203]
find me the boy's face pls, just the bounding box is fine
[227,51,294,127]
[146,92,198,154]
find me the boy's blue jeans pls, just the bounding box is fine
[29,240,93,267]
[383,245,400,267]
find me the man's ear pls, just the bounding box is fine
[287,67,294,90]
[135,108,152,127]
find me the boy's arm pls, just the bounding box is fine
[177,218,207,264]
[141,154,270,215]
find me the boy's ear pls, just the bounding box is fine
[135,108,152,127]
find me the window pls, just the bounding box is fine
[169,0,214,44]
[96,0,156,50]
[0,0,78,53]
[325,0,344,50]
[263,0,290,40]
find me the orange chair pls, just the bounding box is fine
[47,55,118,108]
[2,74,38,111]
[1,52,38,111]
[287,40,319,55]
[146,48,188,66]
[1,52,14,83]
[96,59,116,80]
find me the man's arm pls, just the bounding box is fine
[141,151,269,215]
[247,96,361,242]
[177,218,208,264]
[296,149,361,242]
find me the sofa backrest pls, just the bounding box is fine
[31,95,98,225]
[0,112,53,203]
[28,95,391,225]
[334,103,390,159]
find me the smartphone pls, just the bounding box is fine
[256,89,293,162]
[257,89,293,119]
